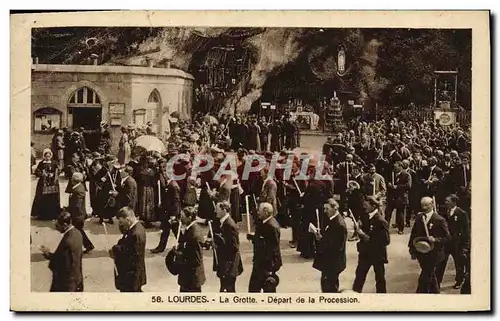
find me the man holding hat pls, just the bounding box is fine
[408,196,450,293]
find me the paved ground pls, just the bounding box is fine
[30,134,459,293]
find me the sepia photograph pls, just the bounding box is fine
[10,10,490,311]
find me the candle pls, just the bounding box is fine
[372,180,376,196]
[392,171,395,185]
[316,209,320,231]
[463,165,467,187]
[346,162,349,188]
[245,195,251,234]
[293,177,303,196]
[157,180,161,206]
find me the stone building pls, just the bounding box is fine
[31,62,194,154]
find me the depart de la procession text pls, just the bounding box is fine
[153,296,360,304]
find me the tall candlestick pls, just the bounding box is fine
[346,162,349,188]
[157,180,161,206]
[463,165,467,187]
[316,209,320,231]
[245,195,251,234]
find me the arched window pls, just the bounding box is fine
[148,90,161,103]
[68,87,101,106]
[145,89,161,123]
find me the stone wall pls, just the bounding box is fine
[31,64,194,155]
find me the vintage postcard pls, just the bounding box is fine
[10,10,490,311]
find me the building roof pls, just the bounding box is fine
[31,64,194,80]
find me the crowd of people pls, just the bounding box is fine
[32,112,471,294]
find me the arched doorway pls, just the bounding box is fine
[67,86,102,151]
[68,86,102,130]
[146,89,161,133]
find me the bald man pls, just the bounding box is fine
[247,202,282,293]
[408,197,450,293]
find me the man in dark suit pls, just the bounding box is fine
[385,161,412,234]
[176,206,206,292]
[212,201,244,292]
[346,165,364,242]
[110,206,147,292]
[67,172,94,253]
[284,164,306,248]
[214,174,232,203]
[448,157,471,214]
[151,167,181,253]
[258,117,270,152]
[248,202,282,293]
[420,157,444,204]
[436,194,470,289]
[362,164,387,200]
[387,144,403,167]
[408,196,451,293]
[40,212,83,292]
[455,129,468,154]
[403,160,418,227]
[312,199,347,293]
[110,165,138,212]
[352,196,390,293]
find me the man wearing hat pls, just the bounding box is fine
[88,152,104,217]
[408,197,451,293]
[100,155,121,221]
[247,202,282,293]
[67,172,94,254]
[352,196,389,293]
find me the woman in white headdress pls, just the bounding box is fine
[31,149,61,220]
